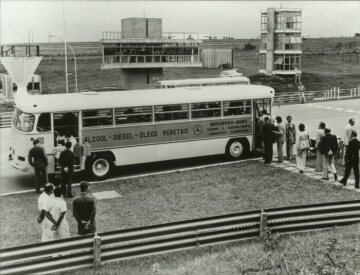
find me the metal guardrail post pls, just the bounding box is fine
[93,235,102,269]
[259,210,268,236]
[337,87,340,100]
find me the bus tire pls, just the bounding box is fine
[226,138,247,160]
[89,156,112,179]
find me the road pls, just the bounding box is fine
[1,99,359,194]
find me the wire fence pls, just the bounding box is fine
[1,200,359,274]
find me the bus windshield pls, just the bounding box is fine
[13,109,35,132]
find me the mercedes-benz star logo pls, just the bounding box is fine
[193,125,202,135]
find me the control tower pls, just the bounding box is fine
[101,18,203,89]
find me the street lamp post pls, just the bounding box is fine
[48,34,77,92]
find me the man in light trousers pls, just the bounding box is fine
[315,122,326,172]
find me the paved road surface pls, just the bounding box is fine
[1,99,359,194]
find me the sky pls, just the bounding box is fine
[1,0,360,44]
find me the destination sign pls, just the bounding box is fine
[82,117,252,149]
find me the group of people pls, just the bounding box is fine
[37,180,96,242]
[260,116,359,189]
[29,139,75,196]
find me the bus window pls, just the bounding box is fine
[115,106,152,125]
[37,113,51,132]
[13,109,35,132]
[83,109,113,128]
[223,100,251,116]
[191,102,221,119]
[155,104,189,122]
[54,112,79,141]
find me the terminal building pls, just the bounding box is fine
[101,18,203,89]
[259,8,302,80]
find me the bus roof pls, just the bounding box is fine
[158,76,250,86]
[15,85,274,114]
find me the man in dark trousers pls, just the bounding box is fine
[28,139,49,194]
[73,181,96,235]
[339,130,360,189]
[261,117,281,164]
[319,128,339,181]
[59,141,75,198]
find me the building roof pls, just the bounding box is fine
[15,85,275,114]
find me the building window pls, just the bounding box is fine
[275,11,302,30]
[274,54,301,71]
[260,34,267,50]
[275,33,302,50]
[261,13,268,31]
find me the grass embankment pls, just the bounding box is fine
[64,224,360,275]
[1,161,359,249]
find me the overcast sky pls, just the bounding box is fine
[1,1,359,43]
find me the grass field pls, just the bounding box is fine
[1,160,359,249]
[64,224,360,275]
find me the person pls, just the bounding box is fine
[73,181,96,235]
[343,119,356,165]
[275,116,286,163]
[261,116,281,164]
[339,130,360,189]
[28,139,49,194]
[53,175,62,189]
[258,110,270,154]
[296,123,310,173]
[37,183,56,242]
[298,82,306,104]
[59,141,75,198]
[285,115,296,160]
[319,128,338,181]
[315,122,326,172]
[49,187,70,240]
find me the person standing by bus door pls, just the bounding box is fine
[275,116,286,163]
[59,141,75,198]
[261,117,281,164]
[28,139,49,194]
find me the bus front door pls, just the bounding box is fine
[53,112,80,172]
[253,99,272,150]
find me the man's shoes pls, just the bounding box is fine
[355,185,359,189]
[338,180,346,186]
[334,173,338,181]
[299,170,304,173]
[321,177,329,180]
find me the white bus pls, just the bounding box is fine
[10,85,274,179]
[157,76,251,89]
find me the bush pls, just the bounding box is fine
[243,43,256,51]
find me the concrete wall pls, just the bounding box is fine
[265,8,275,75]
[121,68,163,90]
[122,18,162,39]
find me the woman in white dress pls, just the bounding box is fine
[296,123,310,173]
[49,187,70,240]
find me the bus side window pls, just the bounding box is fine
[37,113,51,132]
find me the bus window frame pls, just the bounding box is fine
[154,103,190,122]
[82,108,114,128]
[13,108,36,133]
[115,106,153,126]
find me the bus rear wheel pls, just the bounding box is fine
[89,156,112,179]
[226,139,246,160]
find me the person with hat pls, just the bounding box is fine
[72,181,96,235]
[28,139,49,194]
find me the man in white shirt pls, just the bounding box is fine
[315,122,326,172]
[37,183,56,242]
[343,119,355,165]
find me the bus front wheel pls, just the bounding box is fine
[89,156,112,179]
[226,139,246,160]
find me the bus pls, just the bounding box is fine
[10,85,274,179]
[157,76,251,89]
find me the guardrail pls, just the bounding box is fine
[274,86,360,105]
[1,200,359,274]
